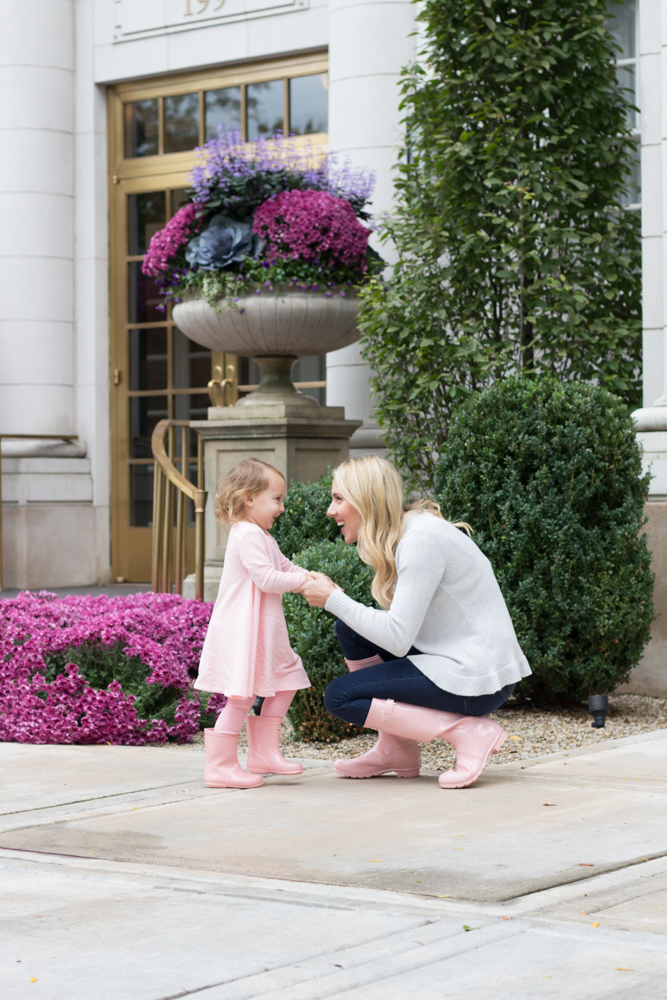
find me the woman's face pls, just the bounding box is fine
[327,479,362,544]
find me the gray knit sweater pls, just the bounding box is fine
[324,511,531,697]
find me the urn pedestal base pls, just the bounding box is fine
[182,401,361,600]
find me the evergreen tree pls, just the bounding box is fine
[360,0,641,488]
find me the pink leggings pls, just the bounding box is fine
[214,690,297,735]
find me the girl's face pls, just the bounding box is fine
[243,470,287,531]
[327,478,362,544]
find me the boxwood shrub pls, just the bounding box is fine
[271,472,338,558]
[434,375,654,703]
[283,539,377,741]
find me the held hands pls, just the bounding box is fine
[297,571,344,608]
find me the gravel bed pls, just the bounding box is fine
[156,694,667,771]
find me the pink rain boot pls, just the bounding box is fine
[246,715,303,775]
[333,655,421,779]
[204,728,263,789]
[365,699,507,789]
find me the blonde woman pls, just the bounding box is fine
[299,455,531,789]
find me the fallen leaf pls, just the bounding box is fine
[642,857,648,862]
[369,860,381,863]
[463,924,481,932]
[454,848,463,850]
[580,910,587,915]
[415,879,422,883]
[617,968,634,972]
[332,854,337,857]
[501,915,509,921]
[509,735,520,740]
[30,979,37,983]
[579,863,594,867]
[437,895,451,898]
[543,803,557,807]
[591,922,600,928]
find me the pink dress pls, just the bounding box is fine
[194,520,311,699]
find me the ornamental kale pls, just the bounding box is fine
[185,215,264,270]
[0,591,221,745]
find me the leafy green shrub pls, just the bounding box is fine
[284,539,377,741]
[360,0,641,489]
[435,376,653,703]
[271,472,338,558]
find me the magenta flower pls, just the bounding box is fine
[142,203,204,277]
[253,190,370,270]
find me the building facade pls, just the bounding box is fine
[1,0,414,588]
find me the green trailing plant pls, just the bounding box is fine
[360,0,642,489]
[271,473,338,558]
[435,376,654,703]
[283,540,377,741]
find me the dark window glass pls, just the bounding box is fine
[173,328,211,390]
[129,396,169,459]
[289,75,328,136]
[247,80,284,141]
[293,354,326,406]
[174,392,211,432]
[128,192,166,256]
[170,188,190,216]
[130,464,154,527]
[205,87,242,140]
[128,262,163,323]
[129,329,168,392]
[606,0,636,59]
[125,100,159,158]
[616,64,637,128]
[621,141,641,206]
[164,93,199,153]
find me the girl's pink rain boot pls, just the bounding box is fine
[333,655,421,779]
[245,715,303,775]
[365,699,507,789]
[204,729,263,788]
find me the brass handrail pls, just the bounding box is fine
[0,434,79,591]
[151,420,207,601]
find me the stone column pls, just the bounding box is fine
[326,0,416,454]
[0,0,104,588]
[0,0,75,436]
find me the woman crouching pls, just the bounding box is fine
[299,455,531,789]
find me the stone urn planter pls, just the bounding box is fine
[173,291,360,407]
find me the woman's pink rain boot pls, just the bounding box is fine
[365,699,507,789]
[204,729,263,788]
[333,734,421,778]
[245,715,303,775]
[333,655,421,779]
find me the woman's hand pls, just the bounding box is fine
[297,571,343,608]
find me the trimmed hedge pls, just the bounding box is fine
[284,539,377,741]
[434,375,654,703]
[271,472,338,558]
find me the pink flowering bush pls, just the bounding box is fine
[0,591,222,745]
[253,190,370,270]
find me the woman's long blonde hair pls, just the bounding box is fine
[333,455,469,610]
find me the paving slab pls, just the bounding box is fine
[2,734,667,902]
[2,849,667,1000]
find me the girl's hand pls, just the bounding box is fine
[299,572,340,607]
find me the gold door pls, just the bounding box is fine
[108,54,328,581]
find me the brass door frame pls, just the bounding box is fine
[108,53,328,581]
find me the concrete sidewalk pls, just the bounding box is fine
[2,734,667,998]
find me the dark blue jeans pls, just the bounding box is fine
[324,620,515,727]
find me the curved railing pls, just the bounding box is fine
[151,420,207,601]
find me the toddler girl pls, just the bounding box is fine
[194,458,311,788]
